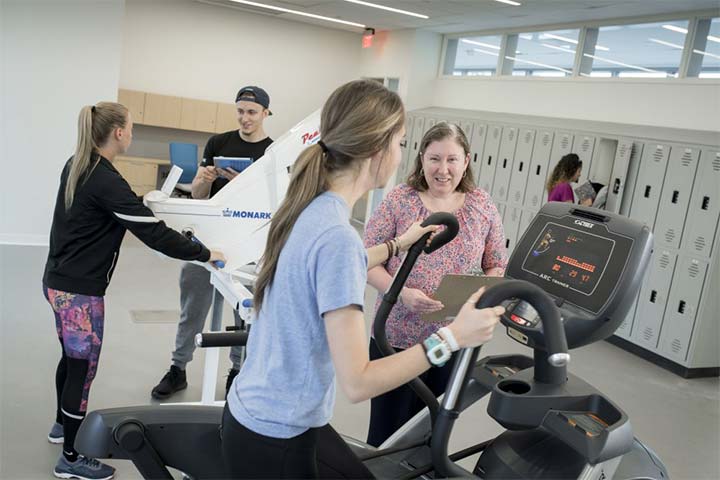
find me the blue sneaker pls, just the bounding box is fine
[53,454,115,480]
[48,422,64,444]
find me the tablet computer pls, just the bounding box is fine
[214,156,252,173]
[421,274,507,323]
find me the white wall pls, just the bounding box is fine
[1,0,125,245]
[433,77,720,133]
[120,0,362,138]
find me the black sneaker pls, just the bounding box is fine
[225,368,240,397]
[151,366,187,400]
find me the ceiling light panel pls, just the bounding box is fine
[341,0,428,19]
[228,0,365,28]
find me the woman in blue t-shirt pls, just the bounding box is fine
[222,80,506,478]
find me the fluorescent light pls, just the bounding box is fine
[584,53,664,75]
[694,49,720,60]
[505,55,572,74]
[493,0,522,5]
[462,39,501,50]
[541,43,575,54]
[543,33,578,44]
[473,48,500,57]
[662,24,688,34]
[228,0,365,28]
[649,38,684,49]
[342,0,428,19]
[595,44,610,51]
[707,35,720,43]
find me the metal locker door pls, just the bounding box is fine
[658,256,709,363]
[605,138,634,214]
[546,131,575,185]
[504,205,522,256]
[478,125,503,194]
[409,116,425,164]
[469,123,487,181]
[396,115,415,186]
[508,129,536,207]
[492,127,520,202]
[631,249,678,350]
[425,117,437,130]
[680,149,720,258]
[619,142,644,217]
[573,134,596,186]
[628,143,671,229]
[518,209,538,244]
[460,120,474,144]
[654,145,701,250]
[614,295,639,340]
[524,131,554,209]
[496,202,506,223]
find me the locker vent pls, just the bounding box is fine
[561,136,569,149]
[618,144,628,157]
[653,148,664,162]
[694,236,706,252]
[512,210,519,221]
[493,128,500,139]
[642,327,654,341]
[509,129,515,141]
[688,262,700,278]
[514,191,522,202]
[499,186,506,197]
[524,131,533,143]
[671,339,682,354]
[681,151,693,167]
[582,138,590,152]
[659,253,670,269]
[664,229,676,243]
[478,127,485,136]
[542,134,550,146]
[713,155,720,171]
[531,194,539,207]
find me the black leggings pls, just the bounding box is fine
[366,338,456,447]
[221,406,373,479]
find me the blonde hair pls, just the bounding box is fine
[253,80,405,311]
[407,122,475,193]
[65,102,128,210]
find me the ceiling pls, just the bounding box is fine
[199,0,719,34]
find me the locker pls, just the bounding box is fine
[573,134,596,186]
[425,117,438,130]
[654,145,701,250]
[680,149,720,258]
[478,125,503,194]
[409,116,426,165]
[524,131,554,209]
[503,205,523,256]
[628,143,671,229]
[614,296,639,340]
[658,256,709,362]
[619,142,644,217]
[631,250,678,350]
[460,120,474,144]
[546,131,575,186]
[508,129,536,207]
[492,127,520,202]
[518,209,537,244]
[396,115,415,185]
[469,123,488,181]
[496,202,506,222]
[605,138,634,214]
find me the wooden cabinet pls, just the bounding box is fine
[181,99,218,133]
[113,156,169,196]
[143,93,182,129]
[215,103,238,133]
[118,89,146,123]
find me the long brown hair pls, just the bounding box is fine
[546,153,582,193]
[406,122,475,193]
[65,102,128,210]
[253,80,405,310]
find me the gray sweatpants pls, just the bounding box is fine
[171,262,244,370]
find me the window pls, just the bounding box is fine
[697,17,720,78]
[509,29,580,77]
[587,21,688,78]
[445,35,502,76]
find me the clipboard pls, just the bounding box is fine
[421,274,507,323]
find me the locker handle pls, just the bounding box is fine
[678,300,686,314]
[505,239,510,249]
[487,155,493,166]
[644,186,651,198]
[536,165,541,176]
[414,141,418,150]
[518,161,524,172]
[701,196,709,210]
[671,190,679,204]
[503,158,508,168]
[473,153,478,163]
[612,178,621,195]
[650,290,657,303]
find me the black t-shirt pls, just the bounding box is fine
[201,130,273,198]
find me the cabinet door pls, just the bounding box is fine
[628,143,670,229]
[631,249,677,350]
[573,134,596,186]
[605,138,634,214]
[518,209,538,244]
[524,131,554,209]
[508,129,536,207]
[469,123,487,181]
[215,103,238,133]
[180,99,218,133]
[619,142,644,217]
[504,205,523,256]
[113,160,158,196]
[680,149,720,258]
[118,89,146,124]
[492,126,519,202]
[478,125,503,194]
[614,296,639,340]
[460,120,474,144]
[409,116,426,166]
[143,93,182,129]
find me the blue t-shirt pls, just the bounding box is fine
[227,192,368,438]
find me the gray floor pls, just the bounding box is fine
[1,240,719,479]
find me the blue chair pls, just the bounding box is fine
[169,142,199,196]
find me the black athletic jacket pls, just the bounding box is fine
[43,155,210,296]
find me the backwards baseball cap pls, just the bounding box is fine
[235,86,272,115]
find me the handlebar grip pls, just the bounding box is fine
[195,331,249,348]
[419,212,460,254]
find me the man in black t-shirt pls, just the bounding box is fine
[152,86,274,400]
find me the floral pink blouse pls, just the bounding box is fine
[364,184,508,349]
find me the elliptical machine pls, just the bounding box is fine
[75,203,668,479]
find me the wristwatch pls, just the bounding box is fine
[422,333,451,367]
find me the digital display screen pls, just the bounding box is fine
[522,223,614,296]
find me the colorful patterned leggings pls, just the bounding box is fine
[44,285,105,456]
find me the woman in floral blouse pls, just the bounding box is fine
[363,122,508,446]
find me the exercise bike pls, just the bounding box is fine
[76,203,669,479]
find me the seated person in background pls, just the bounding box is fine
[546,153,591,206]
[363,121,508,447]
